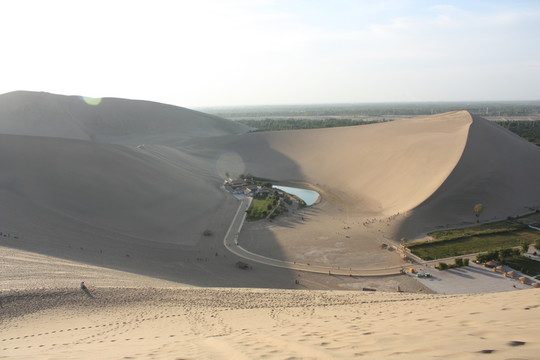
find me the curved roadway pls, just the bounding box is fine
[223,197,411,277]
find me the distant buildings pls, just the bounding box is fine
[223,174,272,198]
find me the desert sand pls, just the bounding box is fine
[2,284,539,359]
[2,93,539,278]
[1,91,540,358]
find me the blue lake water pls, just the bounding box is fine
[273,185,320,206]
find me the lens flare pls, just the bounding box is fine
[215,151,245,179]
[80,96,102,106]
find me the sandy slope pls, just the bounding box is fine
[0,134,227,245]
[1,93,540,358]
[183,111,472,216]
[1,286,538,359]
[1,92,540,284]
[396,114,540,238]
[183,111,540,268]
[0,91,249,143]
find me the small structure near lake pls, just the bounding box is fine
[223,174,272,199]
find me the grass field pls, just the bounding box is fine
[407,213,540,260]
[246,196,277,221]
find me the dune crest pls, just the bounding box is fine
[194,111,473,215]
[0,91,249,143]
[396,114,540,237]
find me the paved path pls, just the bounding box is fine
[223,197,408,277]
[408,262,534,294]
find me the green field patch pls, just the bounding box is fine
[246,196,276,221]
[407,215,540,260]
[407,234,528,260]
[428,221,527,241]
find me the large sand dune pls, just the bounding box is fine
[182,111,540,267]
[2,91,540,358]
[0,134,226,245]
[396,114,540,238]
[0,91,249,144]
[1,91,540,281]
[187,111,472,215]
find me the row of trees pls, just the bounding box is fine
[496,120,540,146]
[476,237,539,264]
[239,118,386,132]
[437,257,470,270]
[205,102,540,119]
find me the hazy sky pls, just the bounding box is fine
[1,0,539,107]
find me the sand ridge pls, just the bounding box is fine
[396,114,540,239]
[0,91,249,143]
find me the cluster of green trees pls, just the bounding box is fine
[474,242,540,277]
[496,120,540,146]
[437,257,470,270]
[476,247,523,263]
[239,118,386,132]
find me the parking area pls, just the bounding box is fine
[410,262,536,294]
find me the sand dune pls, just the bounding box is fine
[1,286,538,359]
[1,92,540,358]
[1,92,540,280]
[189,111,472,215]
[396,114,540,238]
[183,110,540,267]
[0,133,227,245]
[0,91,249,144]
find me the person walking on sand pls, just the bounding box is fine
[80,281,87,290]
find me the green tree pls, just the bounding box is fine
[498,248,513,261]
[521,239,530,254]
[438,262,449,270]
[477,250,498,263]
[535,239,540,251]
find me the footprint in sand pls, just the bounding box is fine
[478,349,495,354]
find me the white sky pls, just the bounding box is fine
[1,0,539,107]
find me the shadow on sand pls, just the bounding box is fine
[82,287,94,299]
